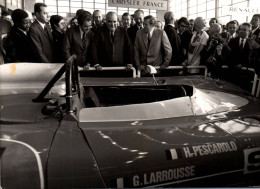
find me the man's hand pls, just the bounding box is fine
[94,64,102,71]
[125,64,132,71]
[83,63,90,71]
[138,65,145,71]
[159,65,167,70]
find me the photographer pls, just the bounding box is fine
[204,31,231,78]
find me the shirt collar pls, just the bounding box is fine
[149,27,155,37]
[36,19,45,30]
[18,28,27,35]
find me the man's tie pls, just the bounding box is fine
[148,32,151,46]
[111,32,115,43]
[240,38,244,50]
[82,31,87,46]
[44,25,48,34]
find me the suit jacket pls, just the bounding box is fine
[92,24,133,66]
[29,21,54,63]
[227,37,250,67]
[0,31,4,64]
[127,24,140,46]
[63,25,94,66]
[4,26,30,63]
[52,29,64,63]
[134,28,172,68]
[164,24,183,65]
[249,27,260,39]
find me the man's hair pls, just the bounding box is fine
[252,14,260,19]
[50,15,63,29]
[189,19,194,22]
[106,11,117,20]
[122,12,130,18]
[144,15,156,26]
[93,10,102,17]
[76,9,85,18]
[226,20,237,28]
[209,18,218,24]
[241,22,252,30]
[164,11,174,24]
[77,11,92,26]
[177,17,189,26]
[134,9,144,16]
[34,3,47,14]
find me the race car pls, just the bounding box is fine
[0,57,260,189]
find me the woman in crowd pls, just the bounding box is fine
[185,17,209,74]
[50,15,66,63]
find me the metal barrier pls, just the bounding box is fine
[221,65,259,97]
[136,65,208,78]
[78,66,137,78]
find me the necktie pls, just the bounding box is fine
[111,32,115,43]
[44,25,48,34]
[240,39,244,50]
[82,31,87,46]
[148,32,151,46]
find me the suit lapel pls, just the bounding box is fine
[141,30,148,49]
[75,26,83,48]
[35,21,49,39]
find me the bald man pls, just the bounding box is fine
[92,11,133,67]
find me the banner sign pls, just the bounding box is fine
[108,0,168,11]
[222,6,260,16]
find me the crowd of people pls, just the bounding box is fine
[0,3,260,91]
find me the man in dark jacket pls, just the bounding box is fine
[127,9,144,46]
[92,12,133,68]
[4,9,31,63]
[28,3,54,63]
[63,11,94,66]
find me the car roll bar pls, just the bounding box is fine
[78,66,137,78]
[65,55,78,114]
[136,65,208,78]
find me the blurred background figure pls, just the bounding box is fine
[130,14,135,27]
[249,14,260,39]
[69,17,78,28]
[4,9,31,63]
[209,18,218,28]
[155,20,163,29]
[92,10,103,32]
[226,20,238,38]
[127,9,144,45]
[121,12,131,30]
[0,8,12,39]
[189,19,194,32]
[50,15,66,63]
[0,30,4,64]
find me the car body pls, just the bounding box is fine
[0,61,260,189]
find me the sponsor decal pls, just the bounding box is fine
[244,147,260,174]
[182,141,237,158]
[132,166,195,187]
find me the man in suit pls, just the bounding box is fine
[92,10,103,32]
[4,9,31,63]
[226,20,238,39]
[134,15,172,73]
[28,3,54,63]
[227,23,252,91]
[121,12,131,30]
[92,11,133,68]
[164,12,183,66]
[249,14,260,39]
[63,11,94,67]
[127,9,144,46]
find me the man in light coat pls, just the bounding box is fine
[134,15,172,73]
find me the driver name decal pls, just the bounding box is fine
[183,141,237,158]
[132,165,195,187]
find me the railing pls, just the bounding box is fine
[136,65,208,78]
[78,65,137,78]
[221,65,259,97]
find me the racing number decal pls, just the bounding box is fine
[244,147,260,174]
